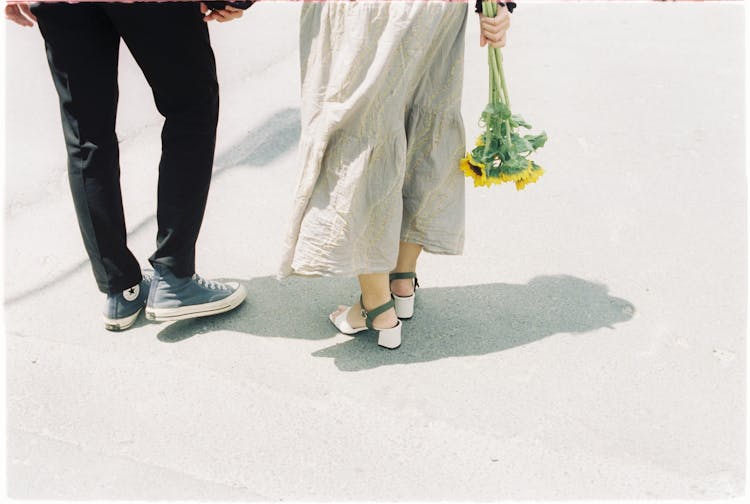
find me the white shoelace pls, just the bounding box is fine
[192,274,228,291]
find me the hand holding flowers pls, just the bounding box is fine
[479,3,511,48]
[462,1,548,190]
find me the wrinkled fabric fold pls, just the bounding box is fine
[280,1,468,278]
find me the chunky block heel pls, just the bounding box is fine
[392,294,414,319]
[377,321,402,349]
[389,272,418,320]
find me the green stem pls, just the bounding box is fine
[495,49,511,109]
[483,1,514,159]
[489,49,511,146]
[487,0,496,17]
[488,49,494,105]
[483,2,512,150]
[483,2,496,160]
[488,48,502,104]
[483,34,492,160]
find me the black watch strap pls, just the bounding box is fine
[203,1,255,11]
[475,1,517,14]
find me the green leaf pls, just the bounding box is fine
[527,132,548,150]
[502,155,527,174]
[511,134,533,153]
[483,102,511,121]
[511,114,532,129]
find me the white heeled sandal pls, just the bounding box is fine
[389,272,418,320]
[329,295,402,349]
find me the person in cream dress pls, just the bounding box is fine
[281,1,512,349]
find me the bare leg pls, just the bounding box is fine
[391,241,422,296]
[330,272,398,330]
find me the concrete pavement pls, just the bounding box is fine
[4,2,746,499]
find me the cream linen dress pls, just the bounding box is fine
[280,0,468,277]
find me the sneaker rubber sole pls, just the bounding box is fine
[103,306,144,331]
[145,285,247,322]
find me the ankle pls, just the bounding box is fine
[390,278,415,297]
[369,307,398,330]
[361,292,392,312]
[359,294,398,330]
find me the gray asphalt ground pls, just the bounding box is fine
[3,2,746,500]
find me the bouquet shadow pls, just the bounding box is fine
[156,274,635,372]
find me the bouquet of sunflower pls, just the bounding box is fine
[461,1,547,190]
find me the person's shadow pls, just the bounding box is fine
[156,274,635,372]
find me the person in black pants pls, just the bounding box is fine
[6,1,250,330]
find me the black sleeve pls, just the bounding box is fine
[475,1,517,14]
[203,1,255,11]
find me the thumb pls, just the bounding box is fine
[200,2,208,14]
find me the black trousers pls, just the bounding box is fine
[32,2,219,294]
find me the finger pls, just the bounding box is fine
[219,8,244,21]
[205,9,229,22]
[479,31,487,48]
[215,9,243,22]
[480,12,510,23]
[200,2,208,14]
[480,17,510,34]
[5,6,33,27]
[481,11,510,26]
[19,4,36,22]
[214,10,232,22]
[490,33,507,49]
[488,35,506,46]
[482,20,510,33]
[203,11,221,22]
[6,5,18,22]
[482,21,509,42]
[481,31,501,43]
[481,27,508,41]
[8,14,33,27]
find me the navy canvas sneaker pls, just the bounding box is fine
[145,265,246,322]
[103,270,153,331]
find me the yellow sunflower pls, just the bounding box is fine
[460,153,489,187]
[514,162,545,191]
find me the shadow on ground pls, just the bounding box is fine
[156,274,635,371]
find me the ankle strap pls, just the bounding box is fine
[389,272,419,288]
[359,295,395,330]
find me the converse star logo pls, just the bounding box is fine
[123,284,140,302]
